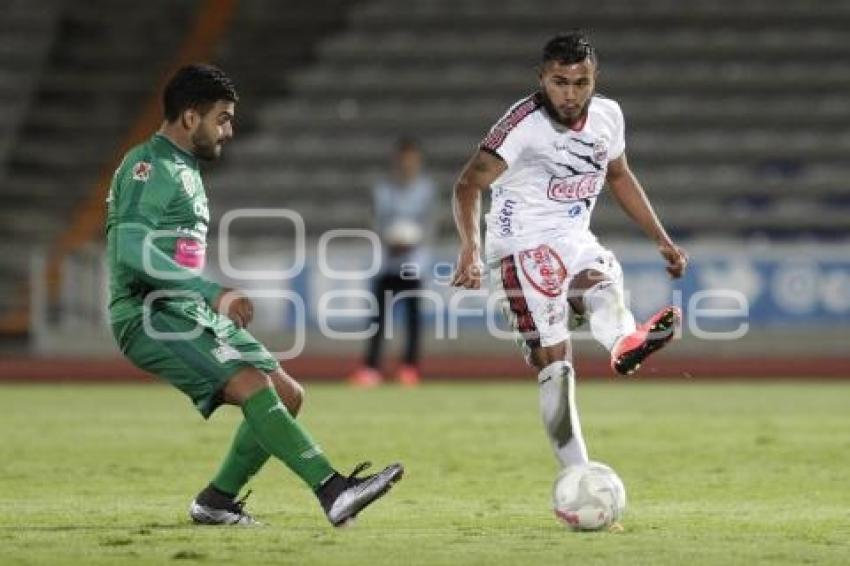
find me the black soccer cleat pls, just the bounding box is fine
[318,461,404,527]
[611,306,681,376]
[189,485,259,526]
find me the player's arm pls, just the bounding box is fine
[114,225,252,327]
[605,154,688,278]
[450,149,507,288]
[115,223,221,301]
[113,167,253,326]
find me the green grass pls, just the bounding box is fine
[1,382,849,565]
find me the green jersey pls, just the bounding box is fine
[106,133,222,325]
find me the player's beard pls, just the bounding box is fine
[191,130,222,161]
[540,88,592,129]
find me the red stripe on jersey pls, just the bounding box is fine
[480,92,543,153]
[501,254,541,350]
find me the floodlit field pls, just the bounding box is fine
[1,381,848,565]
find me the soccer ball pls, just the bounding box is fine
[552,461,626,531]
[384,220,423,247]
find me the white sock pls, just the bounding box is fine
[583,280,637,352]
[538,361,588,467]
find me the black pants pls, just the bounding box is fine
[365,274,422,368]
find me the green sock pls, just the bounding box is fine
[241,387,335,489]
[211,420,271,496]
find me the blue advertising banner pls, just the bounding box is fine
[229,242,850,332]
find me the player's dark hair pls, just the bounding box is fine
[395,136,420,153]
[163,64,238,122]
[542,31,597,66]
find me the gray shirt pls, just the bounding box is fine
[372,175,437,277]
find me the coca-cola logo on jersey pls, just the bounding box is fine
[547,173,602,203]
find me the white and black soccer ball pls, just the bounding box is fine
[552,461,626,531]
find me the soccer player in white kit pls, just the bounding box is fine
[451,32,689,468]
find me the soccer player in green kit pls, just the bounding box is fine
[107,64,403,526]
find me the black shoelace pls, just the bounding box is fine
[346,462,372,484]
[234,489,252,512]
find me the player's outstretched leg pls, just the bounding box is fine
[611,306,681,376]
[578,273,680,375]
[225,368,404,527]
[190,368,305,525]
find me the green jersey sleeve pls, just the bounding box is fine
[112,157,222,305]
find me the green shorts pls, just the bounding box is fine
[112,300,279,418]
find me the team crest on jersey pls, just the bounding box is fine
[132,161,152,182]
[518,244,568,298]
[593,139,608,162]
[179,169,198,197]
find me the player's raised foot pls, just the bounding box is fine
[348,367,382,388]
[611,306,681,376]
[189,485,259,526]
[318,461,404,527]
[396,364,420,387]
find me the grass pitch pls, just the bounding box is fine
[1,381,848,565]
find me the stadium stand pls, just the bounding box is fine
[0,0,59,178]
[209,0,850,241]
[1,0,849,340]
[0,0,359,334]
[0,1,62,317]
[0,0,203,325]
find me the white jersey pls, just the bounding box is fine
[481,93,626,262]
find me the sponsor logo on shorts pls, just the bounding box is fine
[518,244,568,298]
[542,299,567,326]
[211,342,241,363]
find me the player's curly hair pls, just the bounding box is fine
[163,64,239,122]
[542,31,597,66]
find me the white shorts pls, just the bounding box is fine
[488,234,624,361]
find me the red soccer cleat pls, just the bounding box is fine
[348,367,383,388]
[611,306,681,376]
